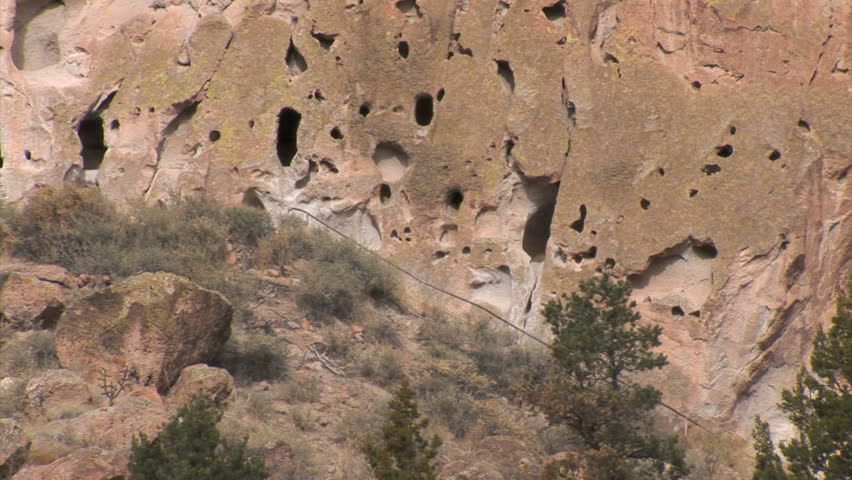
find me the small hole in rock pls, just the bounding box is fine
[379,183,391,203]
[110,119,120,130]
[658,167,665,176]
[320,159,339,173]
[285,38,308,74]
[691,81,702,90]
[248,119,255,128]
[716,144,733,157]
[689,189,699,197]
[78,114,107,170]
[242,189,264,210]
[495,60,515,93]
[404,227,412,234]
[689,310,701,317]
[398,41,409,58]
[24,150,32,160]
[541,1,565,23]
[462,246,471,255]
[729,126,737,135]
[209,130,221,142]
[798,120,810,131]
[330,127,343,139]
[604,258,616,269]
[498,265,511,274]
[569,204,587,233]
[446,188,464,212]
[391,230,400,240]
[436,88,445,101]
[768,149,781,161]
[148,107,155,113]
[671,306,685,316]
[414,93,434,126]
[312,32,335,50]
[640,198,650,210]
[359,103,371,117]
[693,242,718,259]
[701,164,721,175]
[433,251,448,260]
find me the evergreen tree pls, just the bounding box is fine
[522,272,688,479]
[363,379,442,480]
[128,396,268,480]
[751,417,787,480]
[778,285,851,480]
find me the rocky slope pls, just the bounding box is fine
[0,0,849,443]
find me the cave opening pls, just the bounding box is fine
[569,204,586,233]
[542,1,566,23]
[398,41,409,58]
[276,108,301,167]
[379,184,391,203]
[359,103,371,117]
[495,60,515,93]
[78,114,107,171]
[285,39,308,74]
[446,188,464,213]
[715,144,733,157]
[414,93,434,126]
[522,181,560,262]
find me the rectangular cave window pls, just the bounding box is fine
[277,108,302,167]
[522,181,560,262]
[78,114,107,171]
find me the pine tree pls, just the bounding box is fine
[128,396,268,480]
[778,285,851,480]
[363,379,442,480]
[751,417,787,480]
[522,272,688,479]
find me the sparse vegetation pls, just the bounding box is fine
[0,330,59,378]
[359,345,406,387]
[213,334,289,386]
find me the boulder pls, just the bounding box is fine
[55,272,232,394]
[24,370,92,422]
[10,447,126,480]
[0,419,30,480]
[166,364,234,409]
[0,265,76,330]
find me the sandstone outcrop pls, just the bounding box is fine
[0,419,29,480]
[0,264,76,330]
[55,272,232,394]
[165,363,235,409]
[0,0,849,441]
[23,370,91,422]
[9,447,126,480]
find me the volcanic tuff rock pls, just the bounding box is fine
[0,0,849,439]
[54,272,232,394]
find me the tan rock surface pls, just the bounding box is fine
[55,272,232,394]
[23,369,91,422]
[9,447,126,480]
[165,363,235,409]
[0,0,848,441]
[0,418,29,480]
[0,264,76,330]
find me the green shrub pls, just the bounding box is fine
[129,396,268,480]
[278,376,322,404]
[421,384,479,439]
[213,335,288,386]
[255,217,316,268]
[320,324,356,363]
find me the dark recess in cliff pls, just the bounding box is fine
[277,108,301,167]
[523,181,560,261]
[78,114,107,170]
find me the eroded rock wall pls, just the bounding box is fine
[0,0,849,439]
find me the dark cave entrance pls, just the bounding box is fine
[276,108,302,167]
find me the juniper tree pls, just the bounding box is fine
[751,417,787,480]
[522,272,688,479]
[363,379,442,480]
[129,396,268,480]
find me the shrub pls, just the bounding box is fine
[364,314,402,347]
[255,217,315,268]
[129,396,268,480]
[278,376,322,404]
[320,323,356,362]
[0,330,59,378]
[213,335,288,386]
[421,384,479,439]
[358,346,405,387]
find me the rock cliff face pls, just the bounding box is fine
[0,0,849,438]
